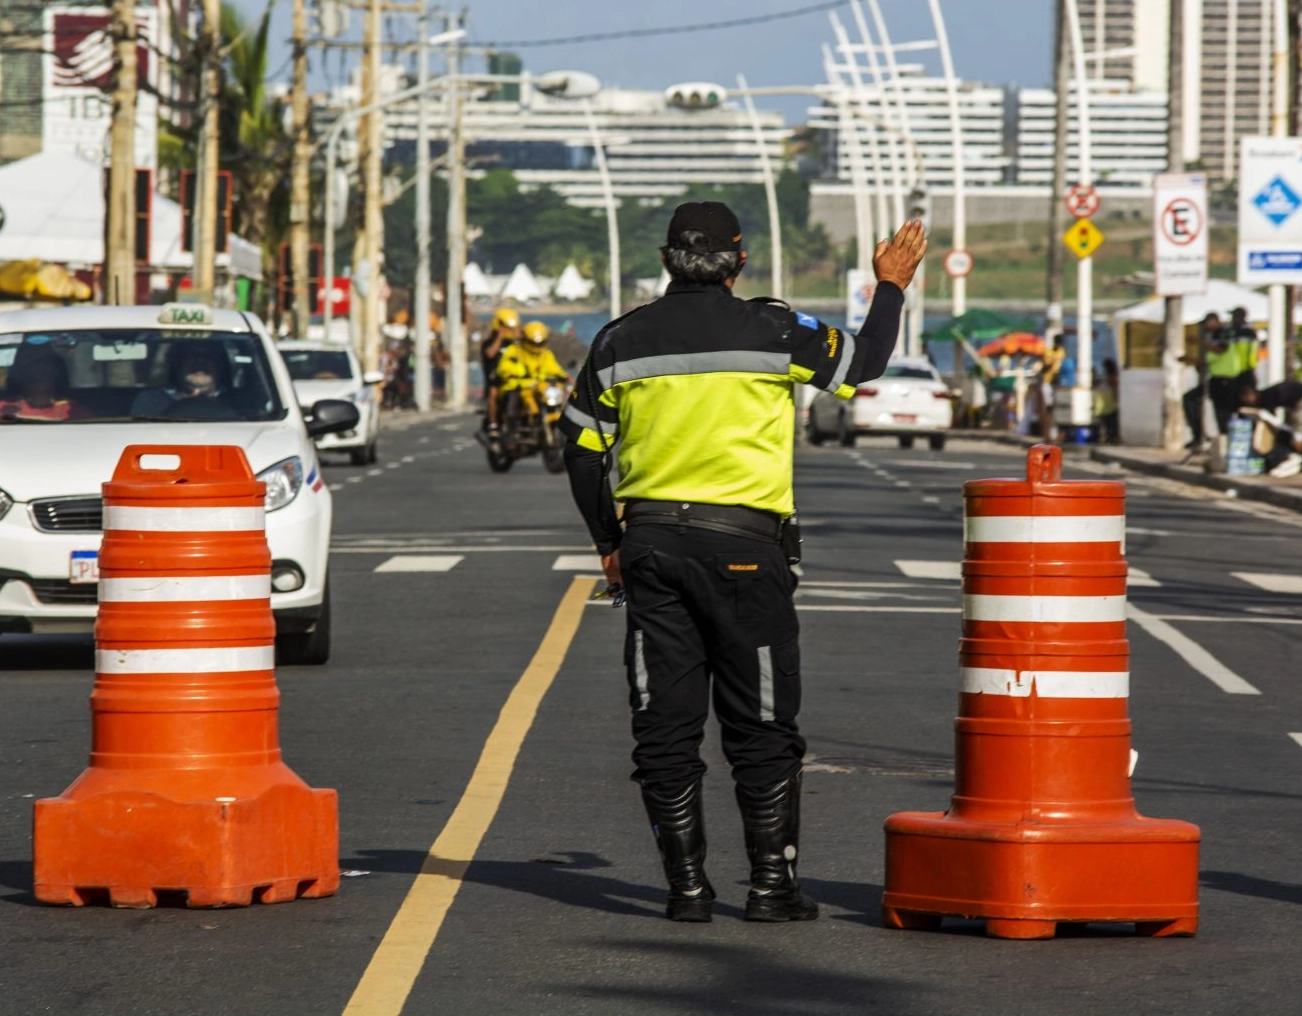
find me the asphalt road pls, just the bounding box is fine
[2,414,1301,1016]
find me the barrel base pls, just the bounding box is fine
[33,781,339,908]
[882,810,1199,939]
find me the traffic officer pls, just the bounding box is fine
[561,201,926,923]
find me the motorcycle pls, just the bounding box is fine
[479,375,571,474]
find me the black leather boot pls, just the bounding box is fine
[641,780,715,922]
[735,772,819,922]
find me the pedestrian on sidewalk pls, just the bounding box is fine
[561,202,926,922]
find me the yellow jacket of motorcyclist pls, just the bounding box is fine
[497,324,569,391]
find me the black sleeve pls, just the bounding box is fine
[563,442,621,555]
[788,281,906,395]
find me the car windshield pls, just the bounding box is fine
[0,329,286,424]
[280,349,354,382]
[880,364,938,381]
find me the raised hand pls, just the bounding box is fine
[872,220,928,290]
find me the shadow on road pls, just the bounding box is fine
[0,634,94,671]
[0,860,38,906]
[1202,869,1302,906]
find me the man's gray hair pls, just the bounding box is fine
[661,230,742,284]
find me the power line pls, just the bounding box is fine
[474,0,851,50]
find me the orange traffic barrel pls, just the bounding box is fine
[883,445,1199,939]
[33,446,339,908]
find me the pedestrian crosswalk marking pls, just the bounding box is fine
[1290,733,1302,750]
[553,554,603,571]
[896,560,961,581]
[1128,568,1160,587]
[374,555,464,573]
[1233,572,1302,594]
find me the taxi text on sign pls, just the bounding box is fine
[1062,218,1104,260]
[1237,136,1302,285]
[1153,172,1208,297]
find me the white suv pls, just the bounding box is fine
[0,304,358,664]
[276,340,382,465]
[807,356,955,451]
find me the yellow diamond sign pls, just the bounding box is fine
[1063,217,1104,259]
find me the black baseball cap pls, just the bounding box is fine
[664,201,743,253]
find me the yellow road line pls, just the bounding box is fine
[343,575,599,1016]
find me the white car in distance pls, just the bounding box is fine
[807,356,955,451]
[276,340,382,465]
[0,303,359,664]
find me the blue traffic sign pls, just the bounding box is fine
[1253,175,1302,227]
[1247,250,1302,271]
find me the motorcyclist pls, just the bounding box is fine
[495,321,571,425]
[482,308,522,438]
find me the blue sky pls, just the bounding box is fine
[233,0,1053,122]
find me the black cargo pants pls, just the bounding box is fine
[619,522,805,795]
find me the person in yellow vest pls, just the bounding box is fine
[495,321,571,421]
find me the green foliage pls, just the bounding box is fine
[466,170,607,279]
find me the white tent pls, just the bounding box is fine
[0,151,262,279]
[552,263,595,301]
[1111,279,1270,325]
[463,261,498,299]
[498,262,546,304]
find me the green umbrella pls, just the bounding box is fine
[925,308,1038,341]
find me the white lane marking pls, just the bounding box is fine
[799,580,935,589]
[796,588,952,602]
[96,645,275,674]
[419,437,431,444]
[961,667,1129,698]
[1128,567,1161,588]
[385,462,402,470]
[553,554,603,571]
[894,480,912,488]
[328,483,344,492]
[99,574,269,602]
[896,560,961,581]
[346,475,364,484]
[922,495,941,504]
[1233,572,1302,594]
[1146,613,1302,625]
[964,515,1124,544]
[884,459,976,470]
[797,605,962,614]
[367,468,384,476]
[1290,733,1302,749]
[402,455,416,463]
[102,505,264,532]
[1126,603,1261,695]
[374,555,465,573]
[965,594,1127,623]
[331,544,594,554]
[1127,526,1173,537]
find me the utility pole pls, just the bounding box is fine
[1064,0,1094,431]
[413,4,432,411]
[353,0,385,374]
[192,0,220,304]
[1268,0,1289,384]
[290,0,311,338]
[105,0,137,306]
[444,8,469,410]
[1160,0,1186,452]
[1045,0,1070,346]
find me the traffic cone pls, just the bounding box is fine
[882,445,1199,939]
[33,445,339,908]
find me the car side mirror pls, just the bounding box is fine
[305,398,360,438]
[362,370,385,385]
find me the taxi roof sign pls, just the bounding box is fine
[158,303,215,327]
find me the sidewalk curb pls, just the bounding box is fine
[1089,447,1302,515]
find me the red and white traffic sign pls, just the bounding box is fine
[943,249,974,278]
[1160,196,1202,246]
[1065,184,1100,219]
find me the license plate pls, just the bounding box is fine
[893,413,918,424]
[69,551,99,584]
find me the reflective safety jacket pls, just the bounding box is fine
[497,342,568,391]
[1208,327,1259,379]
[561,278,905,553]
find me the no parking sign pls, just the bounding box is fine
[1154,172,1207,296]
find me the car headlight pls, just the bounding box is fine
[256,457,304,512]
[0,487,12,522]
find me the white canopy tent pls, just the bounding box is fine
[498,262,546,304]
[462,261,497,299]
[0,151,262,280]
[1111,279,1270,326]
[552,263,595,301]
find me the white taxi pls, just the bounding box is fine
[807,356,955,451]
[275,340,382,465]
[0,303,359,664]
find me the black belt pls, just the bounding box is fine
[623,500,782,542]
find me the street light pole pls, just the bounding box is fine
[444,11,468,410]
[1268,0,1289,384]
[928,0,967,318]
[582,100,621,320]
[1064,0,1094,429]
[413,5,432,411]
[737,73,783,301]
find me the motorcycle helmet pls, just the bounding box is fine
[492,308,521,333]
[523,321,549,345]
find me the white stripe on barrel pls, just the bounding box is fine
[102,505,265,532]
[964,515,1124,545]
[960,667,1130,698]
[963,594,1126,624]
[96,645,275,674]
[98,574,271,603]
